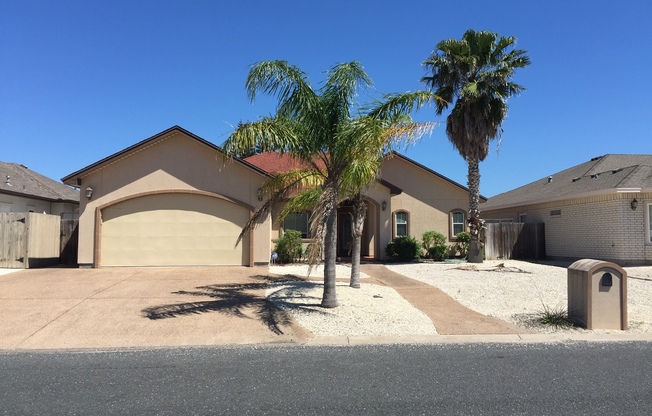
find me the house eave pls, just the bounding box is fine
[62,126,271,186]
[482,187,641,211]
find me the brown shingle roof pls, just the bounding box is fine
[482,154,652,210]
[0,161,79,202]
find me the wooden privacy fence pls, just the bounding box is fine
[483,222,546,260]
[0,212,78,268]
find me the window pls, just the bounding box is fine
[519,214,527,223]
[648,203,652,243]
[550,209,561,217]
[394,211,408,237]
[451,210,465,237]
[283,212,309,238]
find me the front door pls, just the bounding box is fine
[337,211,352,257]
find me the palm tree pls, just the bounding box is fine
[422,30,530,263]
[223,60,435,307]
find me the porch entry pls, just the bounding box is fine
[336,199,378,259]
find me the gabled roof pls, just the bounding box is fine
[244,151,403,195]
[62,126,271,186]
[0,161,79,203]
[244,151,479,199]
[244,152,327,174]
[387,152,487,201]
[482,154,652,210]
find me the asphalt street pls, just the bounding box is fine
[1,342,651,415]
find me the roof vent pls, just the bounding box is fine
[612,168,622,174]
[547,176,553,183]
[591,174,599,179]
[572,177,581,182]
[4,175,10,186]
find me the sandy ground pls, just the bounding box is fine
[268,264,438,337]
[270,261,652,335]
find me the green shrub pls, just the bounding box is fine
[422,231,448,261]
[275,229,303,264]
[452,231,470,258]
[385,235,420,261]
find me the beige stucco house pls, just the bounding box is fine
[62,126,479,268]
[1,161,79,216]
[482,154,652,265]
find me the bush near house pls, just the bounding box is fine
[422,231,448,261]
[275,229,303,264]
[451,231,471,258]
[385,235,420,261]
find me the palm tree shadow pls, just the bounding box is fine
[141,274,322,335]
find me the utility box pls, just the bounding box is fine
[567,259,627,330]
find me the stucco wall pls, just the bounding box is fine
[483,192,652,265]
[76,131,270,266]
[381,156,469,244]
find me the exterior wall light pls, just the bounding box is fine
[382,201,387,211]
[85,186,93,200]
[631,198,638,210]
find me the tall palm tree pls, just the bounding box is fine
[223,60,435,307]
[422,30,530,263]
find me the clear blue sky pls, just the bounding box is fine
[1,0,650,197]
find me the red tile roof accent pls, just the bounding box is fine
[244,152,326,174]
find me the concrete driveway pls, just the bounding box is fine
[0,267,312,350]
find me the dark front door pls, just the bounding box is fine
[337,211,352,257]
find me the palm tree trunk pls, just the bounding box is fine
[349,195,367,289]
[321,184,339,308]
[467,157,483,263]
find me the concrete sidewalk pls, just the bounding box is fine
[1,266,650,351]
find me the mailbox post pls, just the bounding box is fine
[567,259,627,330]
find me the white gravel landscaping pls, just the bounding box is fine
[387,260,652,334]
[268,264,438,337]
[268,261,652,336]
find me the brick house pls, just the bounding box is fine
[481,154,652,265]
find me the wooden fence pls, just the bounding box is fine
[483,222,546,260]
[0,213,77,268]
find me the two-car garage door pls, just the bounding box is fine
[100,193,249,267]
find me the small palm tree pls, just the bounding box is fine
[224,60,436,307]
[422,29,530,263]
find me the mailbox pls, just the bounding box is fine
[567,259,627,330]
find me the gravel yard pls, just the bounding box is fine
[269,261,652,336]
[388,260,652,334]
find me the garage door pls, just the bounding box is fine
[100,193,249,266]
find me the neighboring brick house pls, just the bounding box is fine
[481,154,652,265]
[0,161,79,217]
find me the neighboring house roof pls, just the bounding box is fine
[62,126,271,186]
[386,152,487,201]
[482,154,652,210]
[0,161,79,203]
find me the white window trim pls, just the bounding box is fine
[394,211,409,238]
[450,210,465,239]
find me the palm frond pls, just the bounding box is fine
[222,117,300,156]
